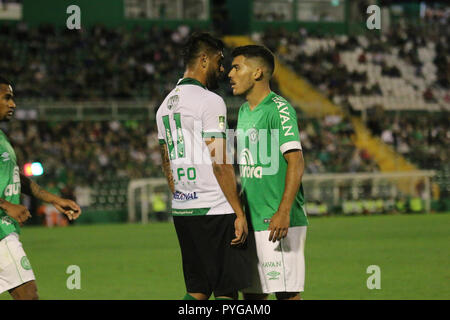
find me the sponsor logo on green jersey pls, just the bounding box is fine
[1,216,13,226]
[272,96,295,137]
[239,148,262,179]
[4,166,20,197]
[1,152,10,162]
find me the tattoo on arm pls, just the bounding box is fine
[20,173,56,202]
[159,144,175,193]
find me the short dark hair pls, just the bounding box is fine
[182,32,224,67]
[0,76,11,86]
[231,45,275,76]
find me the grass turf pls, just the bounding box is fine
[1,213,449,300]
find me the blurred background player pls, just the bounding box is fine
[156,33,251,300]
[229,45,308,300]
[0,76,82,300]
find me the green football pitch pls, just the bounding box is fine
[1,213,449,300]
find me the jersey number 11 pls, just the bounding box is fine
[162,113,185,160]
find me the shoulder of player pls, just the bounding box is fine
[0,130,8,144]
[200,90,226,110]
[266,93,296,115]
[155,90,174,115]
[202,90,224,103]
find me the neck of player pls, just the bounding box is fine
[183,68,207,87]
[247,83,271,111]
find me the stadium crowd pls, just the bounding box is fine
[257,22,449,109]
[255,22,449,186]
[367,107,450,170]
[0,120,161,187]
[0,23,187,101]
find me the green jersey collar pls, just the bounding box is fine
[177,78,207,89]
[247,91,276,112]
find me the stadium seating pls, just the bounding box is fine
[257,24,449,199]
[259,24,449,112]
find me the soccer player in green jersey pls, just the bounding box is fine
[0,76,82,300]
[229,46,308,300]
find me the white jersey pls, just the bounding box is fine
[156,78,233,216]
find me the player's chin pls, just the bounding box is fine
[232,87,244,96]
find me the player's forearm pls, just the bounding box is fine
[162,166,175,194]
[20,173,59,203]
[0,198,13,211]
[159,145,175,193]
[212,163,246,218]
[278,153,304,214]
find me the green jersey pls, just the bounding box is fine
[236,91,308,231]
[0,129,21,240]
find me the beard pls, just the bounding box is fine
[205,68,221,91]
[0,113,11,122]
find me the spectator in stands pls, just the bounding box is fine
[423,88,437,103]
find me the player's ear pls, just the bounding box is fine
[254,67,263,81]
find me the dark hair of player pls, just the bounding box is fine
[182,32,224,68]
[0,76,12,86]
[231,45,275,77]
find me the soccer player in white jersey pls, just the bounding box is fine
[0,76,82,299]
[229,45,308,300]
[156,33,251,300]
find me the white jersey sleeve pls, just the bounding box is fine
[201,94,227,139]
[156,107,165,145]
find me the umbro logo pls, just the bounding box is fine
[1,216,12,225]
[1,152,10,162]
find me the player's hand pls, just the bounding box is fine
[268,210,290,242]
[52,198,82,221]
[4,203,32,226]
[231,215,248,246]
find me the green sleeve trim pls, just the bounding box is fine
[158,139,166,145]
[202,132,226,138]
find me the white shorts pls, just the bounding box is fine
[242,226,307,294]
[0,233,36,294]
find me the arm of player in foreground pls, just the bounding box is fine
[268,150,304,242]
[20,174,82,221]
[205,137,248,246]
[159,143,175,194]
[0,198,31,225]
